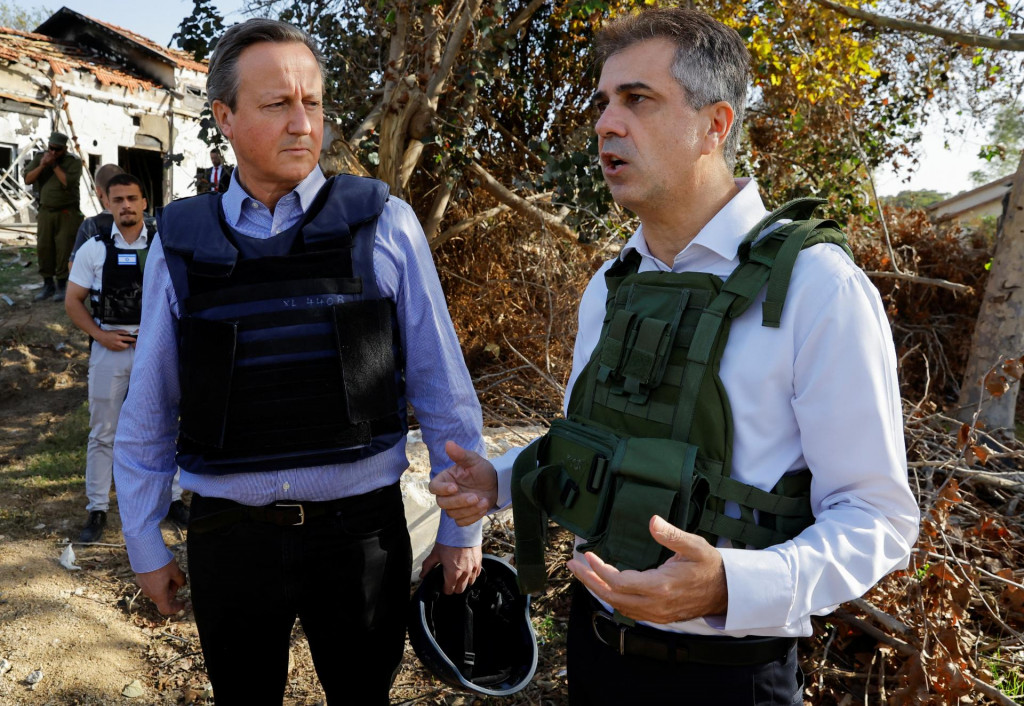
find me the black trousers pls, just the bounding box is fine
[567,583,804,705]
[186,484,412,706]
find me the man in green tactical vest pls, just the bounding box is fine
[25,131,84,302]
[431,7,920,705]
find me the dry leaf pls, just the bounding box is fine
[1002,357,1024,380]
[956,423,971,451]
[984,371,1009,397]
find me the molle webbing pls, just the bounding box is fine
[512,198,851,595]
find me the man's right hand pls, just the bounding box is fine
[429,441,499,526]
[136,559,188,615]
[96,329,136,351]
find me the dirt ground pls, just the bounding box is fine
[0,230,569,706]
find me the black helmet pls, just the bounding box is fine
[409,554,538,696]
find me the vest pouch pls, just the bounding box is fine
[523,418,620,539]
[179,316,238,448]
[333,299,398,423]
[593,438,699,571]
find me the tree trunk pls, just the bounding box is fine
[957,150,1024,433]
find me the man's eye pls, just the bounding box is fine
[628,94,647,104]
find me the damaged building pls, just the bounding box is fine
[0,7,229,223]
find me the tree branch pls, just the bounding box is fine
[467,161,578,242]
[504,0,548,37]
[427,0,482,100]
[864,270,973,294]
[810,0,1024,51]
[430,192,555,250]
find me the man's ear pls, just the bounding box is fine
[211,100,234,141]
[701,101,735,157]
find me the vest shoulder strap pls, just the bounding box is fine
[90,212,115,242]
[724,198,853,327]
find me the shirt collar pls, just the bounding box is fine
[111,220,148,248]
[620,178,767,267]
[221,166,327,228]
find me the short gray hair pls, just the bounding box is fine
[595,8,750,170]
[207,18,325,111]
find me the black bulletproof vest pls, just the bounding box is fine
[161,175,408,476]
[89,213,152,327]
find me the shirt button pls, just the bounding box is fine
[282,482,291,491]
[251,202,259,209]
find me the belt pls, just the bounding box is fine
[590,609,796,666]
[188,484,399,534]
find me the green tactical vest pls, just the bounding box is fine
[510,198,854,596]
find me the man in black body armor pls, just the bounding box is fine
[431,8,920,705]
[112,18,485,705]
[65,174,188,541]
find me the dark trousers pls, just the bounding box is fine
[186,484,413,706]
[36,207,82,280]
[567,583,804,705]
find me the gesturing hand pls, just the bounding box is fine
[428,440,498,526]
[567,515,729,624]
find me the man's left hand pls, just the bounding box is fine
[567,515,729,624]
[420,542,482,595]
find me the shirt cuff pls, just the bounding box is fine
[720,547,795,632]
[493,446,523,510]
[123,527,174,574]
[436,513,482,548]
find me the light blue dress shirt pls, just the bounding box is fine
[114,167,485,574]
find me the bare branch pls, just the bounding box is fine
[430,192,556,250]
[810,0,1024,51]
[468,161,578,243]
[863,270,973,294]
[427,0,482,100]
[504,0,548,37]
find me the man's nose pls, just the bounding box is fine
[287,103,312,135]
[595,105,626,139]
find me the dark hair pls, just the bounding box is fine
[105,172,145,194]
[93,163,125,193]
[207,19,325,111]
[595,8,750,169]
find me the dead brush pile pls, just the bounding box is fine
[434,206,1024,704]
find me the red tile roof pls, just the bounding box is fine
[0,25,158,92]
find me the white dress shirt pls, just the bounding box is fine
[493,178,919,637]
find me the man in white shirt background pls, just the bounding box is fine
[431,7,919,705]
[65,173,185,543]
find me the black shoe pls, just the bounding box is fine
[166,499,190,527]
[78,510,107,543]
[34,280,56,302]
[53,280,66,302]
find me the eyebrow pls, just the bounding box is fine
[591,81,654,107]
